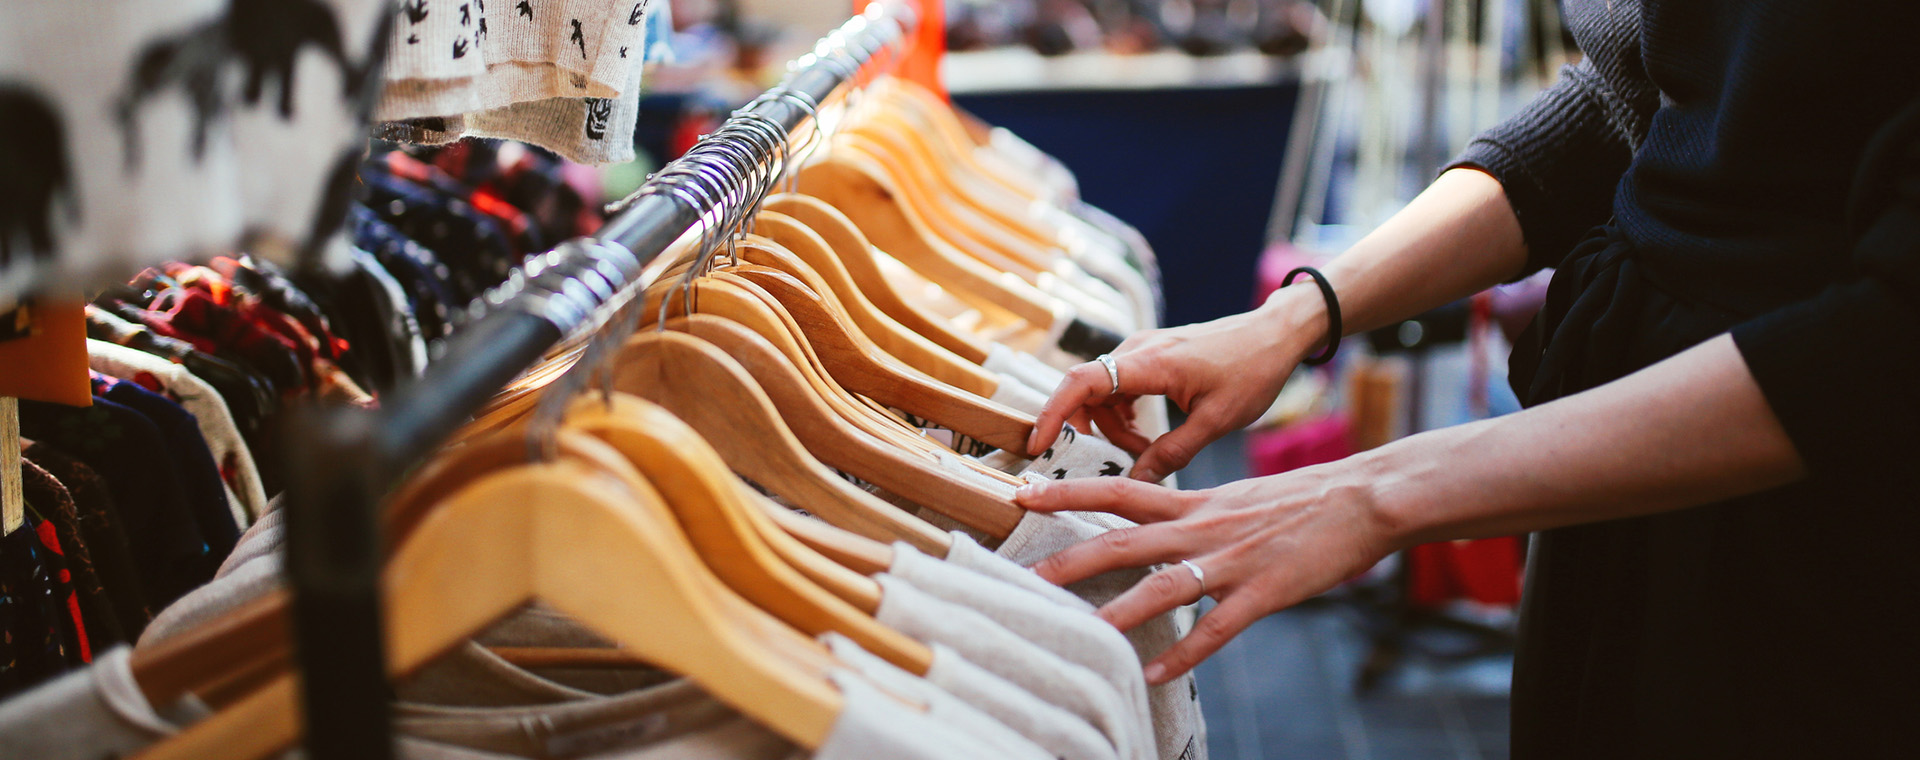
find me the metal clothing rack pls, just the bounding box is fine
[279,5,916,758]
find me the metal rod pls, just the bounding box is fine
[285,5,916,759]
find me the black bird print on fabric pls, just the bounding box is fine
[629,2,645,24]
[0,86,79,267]
[452,37,468,58]
[115,0,356,169]
[401,0,428,24]
[618,46,627,58]
[1097,461,1124,477]
[458,3,470,26]
[229,0,350,114]
[569,18,586,58]
[115,20,228,167]
[408,33,420,44]
[1052,469,1069,480]
[476,17,487,42]
[516,0,532,20]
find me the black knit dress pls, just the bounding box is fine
[1449,1,1920,755]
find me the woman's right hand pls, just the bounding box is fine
[1028,285,1332,483]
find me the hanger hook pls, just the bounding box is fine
[726,112,790,234]
[766,87,822,195]
[642,167,720,331]
[523,241,622,462]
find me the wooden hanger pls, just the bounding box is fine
[384,421,642,541]
[746,213,998,396]
[829,132,1050,278]
[126,426,642,712]
[865,78,1054,205]
[643,268,948,457]
[761,193,992,364]
[613,328,949,555]
[830,128,1066,279]
[136,451,844,759]
[562,393,933,674]
[841,97,1080,257]
[659,314,1023,539]
[689,269,1025,486]
[723,254,1035,454]
[764,503,893,576]
[794,155,1062,328]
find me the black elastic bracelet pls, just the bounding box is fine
[1281,266,1342,365]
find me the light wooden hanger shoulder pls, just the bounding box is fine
[794,155,1061,328]
[561,393,932,675]
[743,214,997,396]
[760,193,992,364]
[725,254,1035,454]
[828,132,1050,277]
[613,328,947,556]
[136,452,844,759]
[662,314,1023,539]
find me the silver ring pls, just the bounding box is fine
[1096,353,1121,396]
[1180,559,1207,596]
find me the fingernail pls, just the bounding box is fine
[1132,468,1158,483]
[1143,663,1166,684]
[1032,559,1058,582]
[1015,481,1045,503]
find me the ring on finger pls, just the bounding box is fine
[1180,559,1208,596]
[1096,353,1121,396]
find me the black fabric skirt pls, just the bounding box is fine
[1505,228,1920,758]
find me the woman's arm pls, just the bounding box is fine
[1017,333,1804,685]
[1029,168,1529,482]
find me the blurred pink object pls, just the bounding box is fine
[1246,413,1352,477]
[1254,240,1330,306]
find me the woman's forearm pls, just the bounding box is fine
[1261,168,1530,344]
[1364,334,1807,547]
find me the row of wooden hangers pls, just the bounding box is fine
[123,64,1146,760]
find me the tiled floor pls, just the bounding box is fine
[1180,432,1515,760]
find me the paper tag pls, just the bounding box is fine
[0,299,91,406]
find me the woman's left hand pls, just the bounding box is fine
[1014,461,1402,685]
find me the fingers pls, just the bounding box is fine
[1093,560,1209,633]
[1141,594,1265,686]
[1090,405,1151,456]
[1028,361,1116,455]
[1031,523,1200,588]
[1015,476,1190,523]
[1130,416,1220,483]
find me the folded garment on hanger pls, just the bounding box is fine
[0,0,392,305]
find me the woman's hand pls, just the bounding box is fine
[1013,335,1809,686]
[1014,459,1401,685]
[1027,286,1331,483]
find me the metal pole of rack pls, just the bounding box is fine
[280,5,914,759]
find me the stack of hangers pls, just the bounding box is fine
[0,70,1207,760]
[0,141,616,702]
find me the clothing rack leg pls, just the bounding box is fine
[282,405,394,760]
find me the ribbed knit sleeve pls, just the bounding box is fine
[1730,102,1920,483]
[1448,0,1659,275]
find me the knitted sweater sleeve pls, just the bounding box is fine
[1447,0,1659,275]
[1730,98,1920,483]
